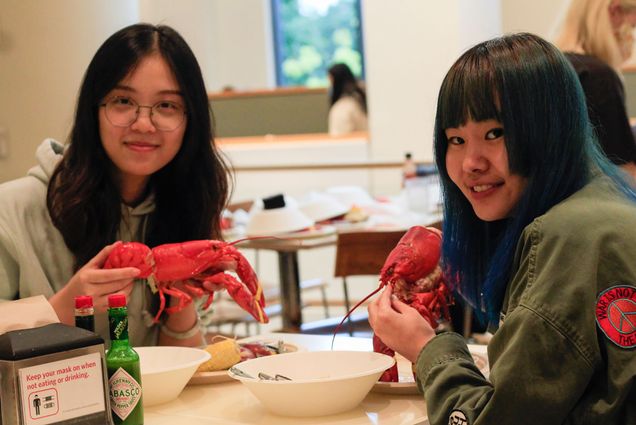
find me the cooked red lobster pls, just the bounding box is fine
[103,240,268,324]
[375,225,452,381]
[335,225,452,382]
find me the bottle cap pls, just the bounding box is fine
[108,294,127,308]
[74,295,93,309]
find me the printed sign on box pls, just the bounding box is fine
[19,352,105,424]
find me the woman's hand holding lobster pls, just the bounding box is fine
[368,285,436,364]
[49,242,140,324]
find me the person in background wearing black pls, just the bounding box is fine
[557,0,636,180]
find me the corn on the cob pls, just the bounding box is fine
[197,337,242,372]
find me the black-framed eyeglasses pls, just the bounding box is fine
[100,96,186,131]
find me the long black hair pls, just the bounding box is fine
[433,33,636,325]
[48,23,230,270]
[328,63,367,112]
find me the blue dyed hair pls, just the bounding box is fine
[433,33,636,325]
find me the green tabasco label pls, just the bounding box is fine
[108,367,141,421]
[109,315,129,341]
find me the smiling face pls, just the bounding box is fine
[99,53,186,203]
[445,119,527,221]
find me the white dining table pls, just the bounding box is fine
[145,332,488,425]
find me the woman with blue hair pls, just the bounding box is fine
[368,33,636,424]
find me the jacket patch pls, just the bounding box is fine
[595,285,636,348]
[448,410,468,425]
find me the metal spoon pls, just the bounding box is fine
[229,366,254,379]
[258,372,292,381]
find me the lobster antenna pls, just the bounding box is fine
[229,234,304,245]
[229,235,277,245]
[330,284,385,350]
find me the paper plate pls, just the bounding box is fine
[371,351,488,395]
[188,342,301,385]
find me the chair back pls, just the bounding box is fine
[334,229,406,278]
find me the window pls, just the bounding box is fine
[271,0,364,87]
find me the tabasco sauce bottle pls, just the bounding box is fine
[106,294,143,424]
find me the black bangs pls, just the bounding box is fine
[438,46,501,130]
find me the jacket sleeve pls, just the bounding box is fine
[416,216,601,425]
[417,312,593,425]
[0,222,19,300]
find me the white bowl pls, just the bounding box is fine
[246,206,314,236]
[229,350,395,417]
[325,186,375,208]
[299,192,349,222]
[249,195,299,212]
[136,346,211,406]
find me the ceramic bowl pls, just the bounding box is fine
[325,186,375,208]
[298,192,349,222]
[246,206,314,236]
[136,346,210,406]
[228,350,395,417]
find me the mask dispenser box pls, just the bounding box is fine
[0,323,113,424]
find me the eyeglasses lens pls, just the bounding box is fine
[104,98,185,131]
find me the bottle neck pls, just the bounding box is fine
[75,307,94,316]
[108,306,130,344]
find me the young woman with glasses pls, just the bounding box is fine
[368,33,636,424]
[0,24,229,347]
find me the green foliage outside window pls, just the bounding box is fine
[273,0,364,87]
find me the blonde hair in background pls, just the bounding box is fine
[556,0,636,70]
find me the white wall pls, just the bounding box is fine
[363,0,502,163]
[138,0,273,91]
[501,0,570,39]
[0,0,138,181]
[362,0,502,195]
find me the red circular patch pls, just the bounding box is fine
[596,285,636,348]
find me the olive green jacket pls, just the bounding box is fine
[416,178,636,425]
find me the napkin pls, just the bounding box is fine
[0,295,60,335]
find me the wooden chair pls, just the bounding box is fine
[334,229,407,332]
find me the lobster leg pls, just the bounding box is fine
[410,293,443,328]
[374,334,399,382]
[155,289,167,323]
[162,286,193,315]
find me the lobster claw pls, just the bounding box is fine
[103,242,153,278]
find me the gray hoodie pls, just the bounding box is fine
[0,139,159,346]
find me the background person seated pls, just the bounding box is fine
[327,63,368,136]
